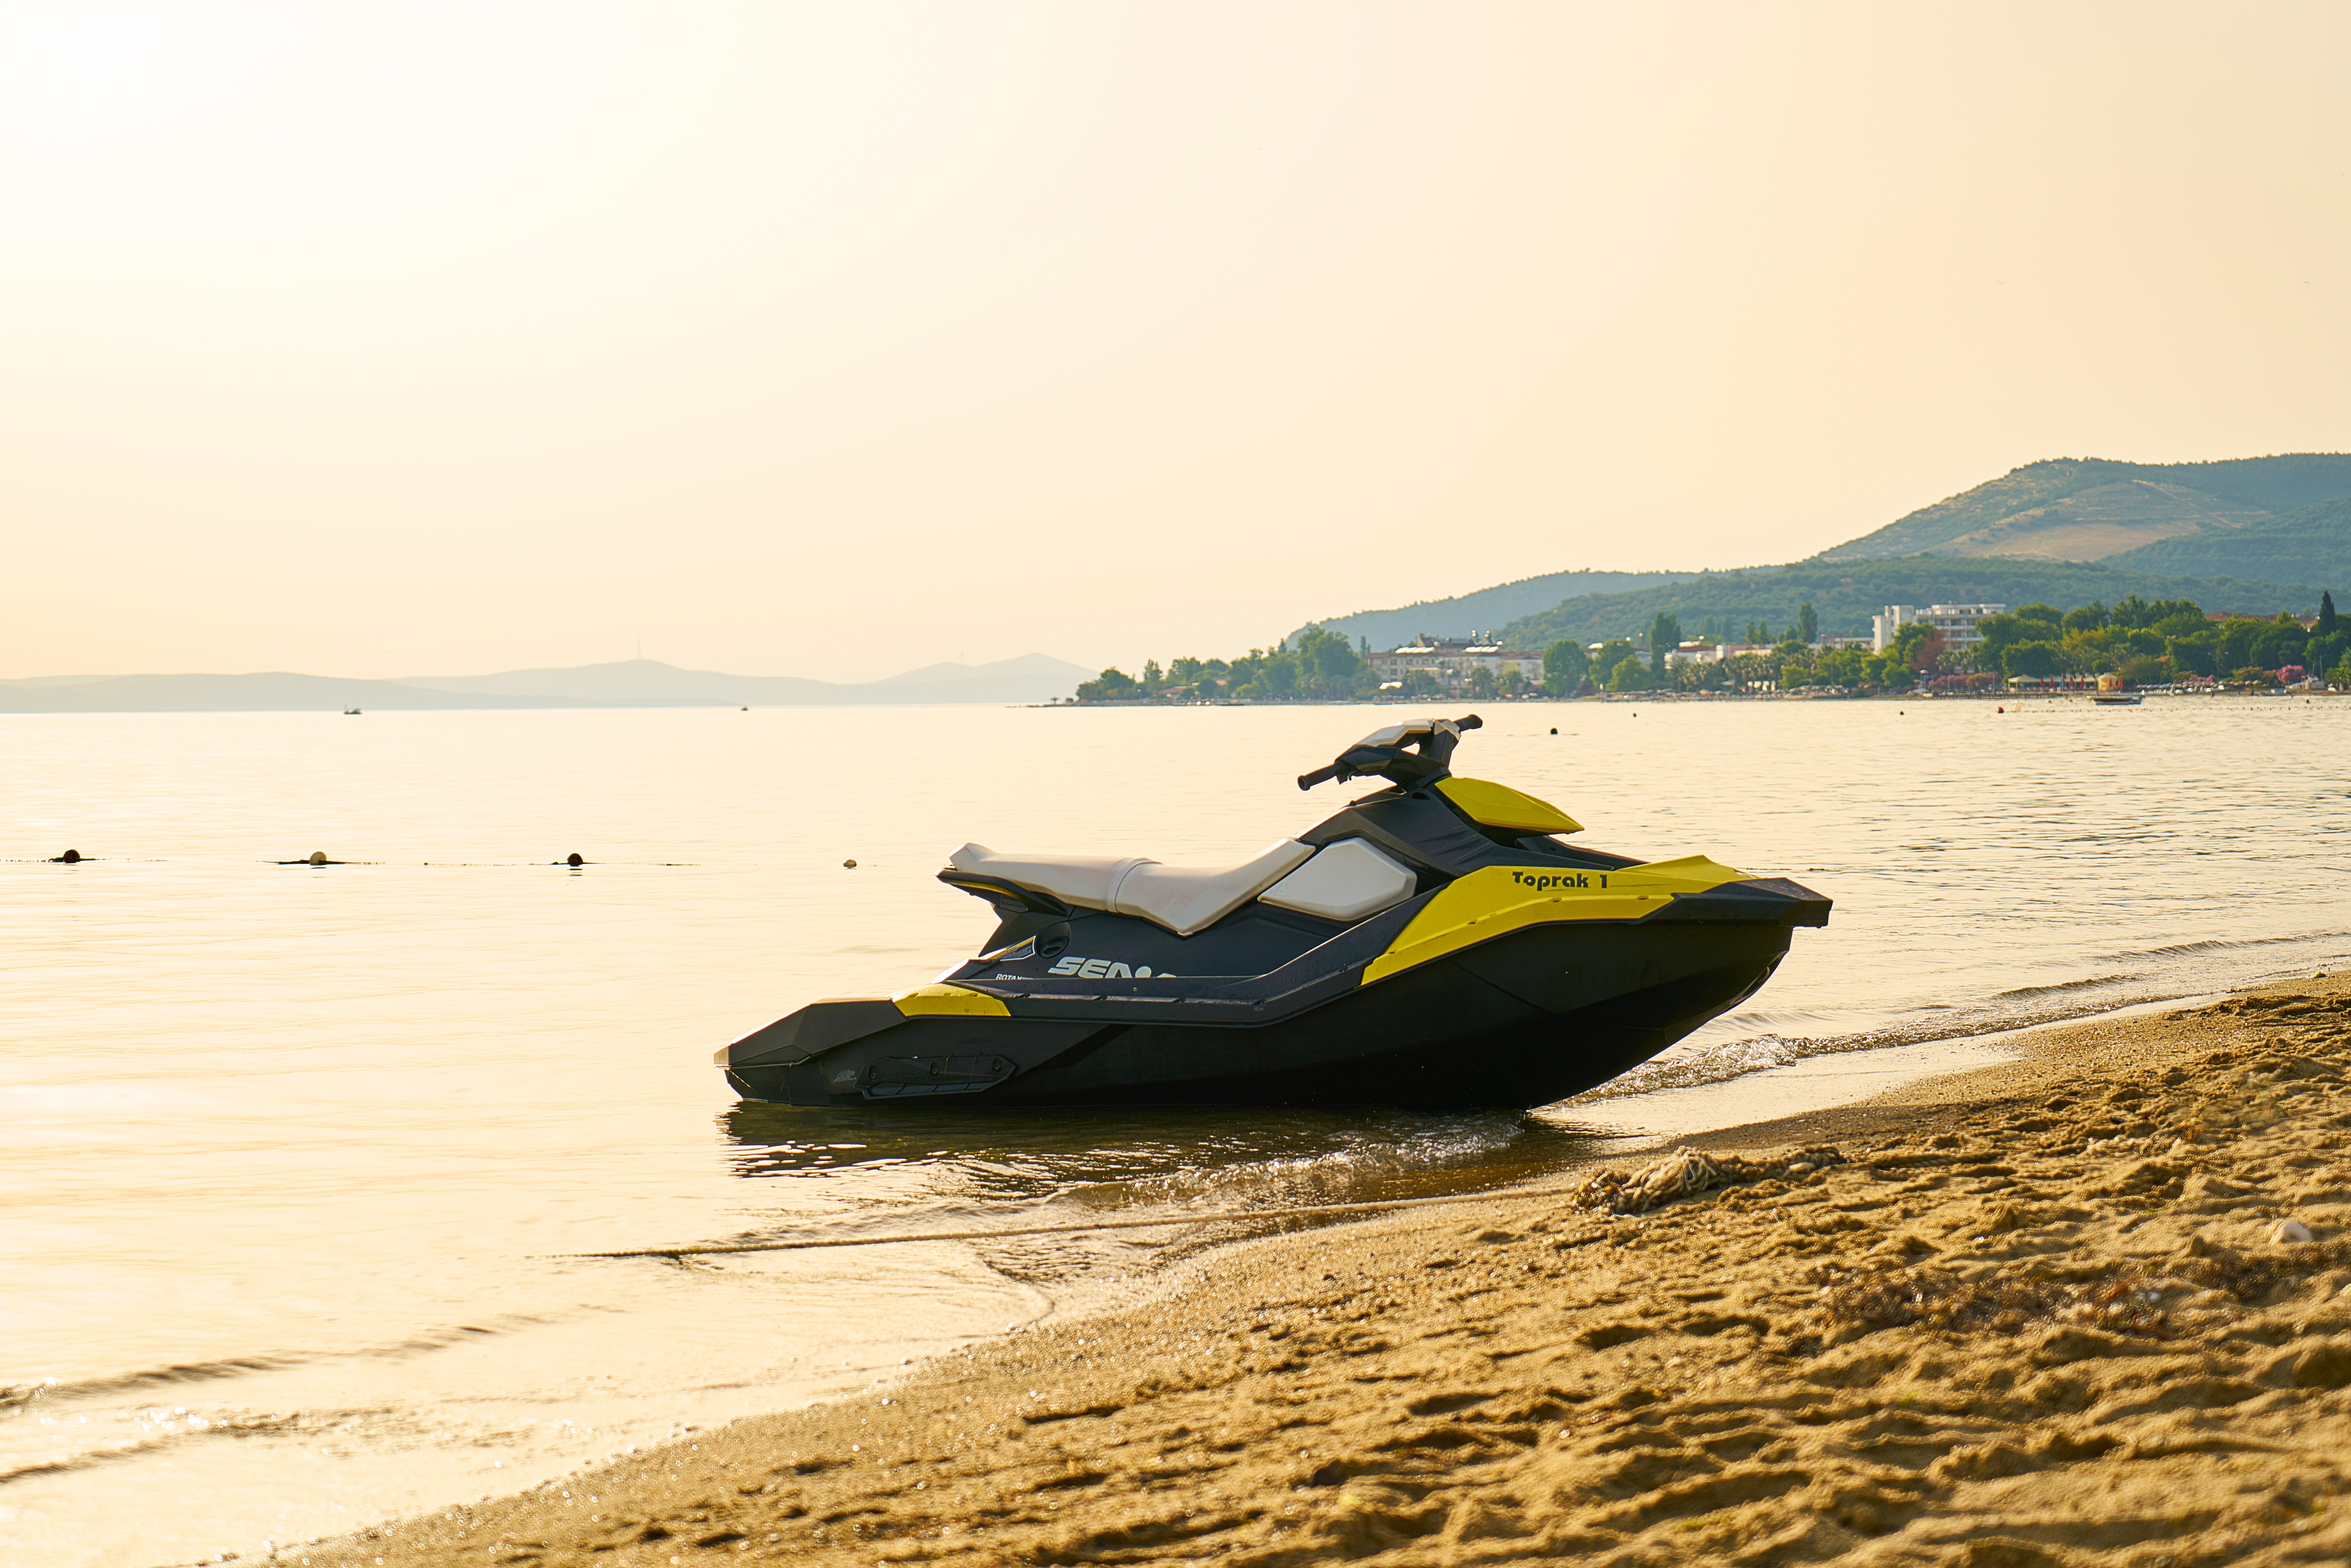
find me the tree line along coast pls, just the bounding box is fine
[1069,590,2347,703]
[1069,451,2351,704]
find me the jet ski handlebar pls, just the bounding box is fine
[1297,714,1483,791]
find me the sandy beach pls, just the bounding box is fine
[298,974,2351,1568]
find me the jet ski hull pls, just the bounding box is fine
[722,916,1796,1111]
[717,723,1830,1112]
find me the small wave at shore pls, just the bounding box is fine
[1992,971,2146,999]
[1,1322,537,1416]
[2099,930,2351,963]
[1562,1036,1802,1103]
[1587,932,2351,1111]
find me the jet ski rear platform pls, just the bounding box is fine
[718,716,1829,1111]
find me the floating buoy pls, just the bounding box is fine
[741,706,749,711]
[1996,705,2004,713]
[1549,727,1557,735]
[52,848,81,863]
[309,851,328,865]
[566,852,584,867]
[843,859,858,869]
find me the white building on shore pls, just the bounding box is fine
[1661,640,1768,666]
[1661,633,1872,666]
[1872,603,2005,653]
[1369,634,1541,691]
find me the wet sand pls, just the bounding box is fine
[303,974,2351,1568]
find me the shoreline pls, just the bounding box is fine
[1049,689,2345,707]
[298,972,2351,1567]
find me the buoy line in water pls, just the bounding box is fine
[571,1181,1607,1261]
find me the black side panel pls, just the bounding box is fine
[1451,923,1791,1069]
[1646,877,1833,928]
[1011,961,1545,1101]
[728,998,906,1066]
[780,1017,1104,1103]
[981,919,1797,1109]
[724,1061,838,1104]
[1448,921,1790,1017]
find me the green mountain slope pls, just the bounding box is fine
[1495,557,2325,652]
[2102,494,2351,587]
[1289,568,1699,651]
[1819,454,2351,563]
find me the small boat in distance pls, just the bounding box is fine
[717,715,1831,1110]
[2090,693,2142,705]
[342,708,362,715]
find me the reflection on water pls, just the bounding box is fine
[3,698,2348,1565]
[719,1100,1610,1202]
[717,1100,1632,1281]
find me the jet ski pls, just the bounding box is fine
[717,716,1829,1110]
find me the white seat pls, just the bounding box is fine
[1258,837,1419,923]
[948,839,1314,937]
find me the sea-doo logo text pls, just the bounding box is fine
[1048,956,1157,979]
[1510,870,1606,891]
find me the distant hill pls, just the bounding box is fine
[0,672,571,714]
[1818,454,2351,564]
[2102,494,2351,587]
[1496,557,2327,652]
[1288,569,1701,652]
[398,654,1091,706]
[0,654,1095,714]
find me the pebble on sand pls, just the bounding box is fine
[51,848,82,863]
[2274,1218,2317,1244]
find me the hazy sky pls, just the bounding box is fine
[4,2,2347,682]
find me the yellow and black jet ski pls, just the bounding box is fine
[717,716,1829,1110]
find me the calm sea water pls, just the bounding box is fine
[4,698,2346,1565]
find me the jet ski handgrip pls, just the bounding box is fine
[1297,714,1483,791]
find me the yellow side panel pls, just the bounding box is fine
[1362,856,1748,986]
[893,983,1013,1018]
[1436,777,1584,835]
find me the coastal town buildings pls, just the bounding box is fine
[1656,633,1869,667]
[1661,640,1766,666]
[1369,635,1541,692]
[1872,603,2005,653]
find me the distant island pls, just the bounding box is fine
[0,654,1092,715]
[1073,452,2351,703]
